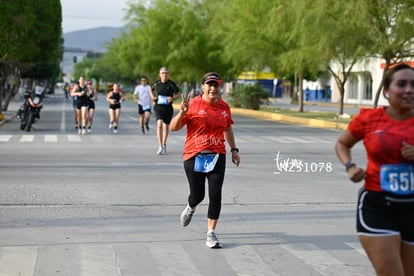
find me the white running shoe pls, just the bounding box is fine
[161,144,167,154]
[180,205,195,226]
[109,123,113,129]
[113,128,118,134]
[206,231,222,248]
[156,146,163,155]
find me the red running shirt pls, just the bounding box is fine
[348,107,414,191]
[181,96,234,161]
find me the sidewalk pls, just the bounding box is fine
[0,97,21,127]
[268,96,366,115]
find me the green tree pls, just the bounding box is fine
[100,0,234,89]
[268,1,319,112]
[90,37,133,84]
[90,0,414,112]
[22,0,63,87]
[215,0,319,111]
[214,0,284,73]
[214,0,414,112]
[360,1,414,107]
[0,0,35,113]
[0,0,62,111]
[302,0,371,115]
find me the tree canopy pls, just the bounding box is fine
[67,0,414,111]
[0,0,62,111]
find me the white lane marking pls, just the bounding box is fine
[0,246,38,276]
[68,135,81,142]
[0,135,12,142]
[149,243,201,276]
[20,135,35,142]
[80,244,120,276]
[44,135,57,142]
[220,245,276,276]
[281,243,366,276]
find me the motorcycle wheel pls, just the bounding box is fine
[20,113,27,130]
[25,112,34,132]
[20,120,26,130]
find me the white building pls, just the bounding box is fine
[304,58,414,106]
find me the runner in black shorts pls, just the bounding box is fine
[150,67,180,155]
[106,83,124,134]
[86,80,97,133]
[357,189,414,242]
[71,76,89,134]
[71,87,78,130]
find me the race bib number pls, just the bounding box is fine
[194,153,219,173]
[142,104,151,110]
[157,95,169,105]
[380,164,414,195]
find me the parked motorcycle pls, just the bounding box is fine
[17,86,44,131]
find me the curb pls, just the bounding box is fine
[0,113,6,127]
[0,112,17,127]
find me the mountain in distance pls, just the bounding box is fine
[63,26,127,53]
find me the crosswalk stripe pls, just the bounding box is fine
[68,135,81,142]
[0,135,12,142]
[220,245,275,276]
[260,136,289,143]
[302,136,334,143]
[0,246,38,275]
[149,243,201,275]
[20,135,34,142]
[0,134,337,144]
[44,135,57,142]
[280,243,366,276]
[233,137,249,143]
[0,241,374,275]
[284,136,315,143]
[345,242,367,256]
[80,245,120,276]
[261,136,309,143]
[35,245,81,275]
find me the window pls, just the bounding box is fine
[363,73,373,100]
[347,74,358,99]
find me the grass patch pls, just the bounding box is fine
[259,106,352,123]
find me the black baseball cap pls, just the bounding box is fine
[202,72,222,87]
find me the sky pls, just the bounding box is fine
[61,0,130,33]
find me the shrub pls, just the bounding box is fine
[228,83,269,110]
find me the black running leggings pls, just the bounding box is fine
[183,154,226,220]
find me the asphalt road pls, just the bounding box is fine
[0,91,374,275]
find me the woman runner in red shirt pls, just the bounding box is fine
[336,63,414,276]
[170,72,240,248]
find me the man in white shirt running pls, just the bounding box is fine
[133,76,152,135]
